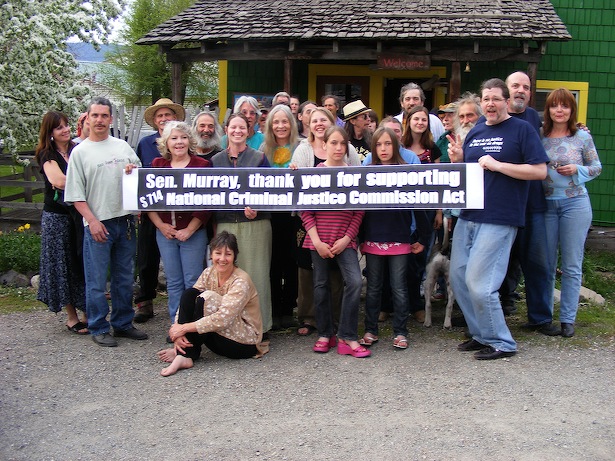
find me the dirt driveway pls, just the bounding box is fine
[1,306,613,461]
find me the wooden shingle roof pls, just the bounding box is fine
[137,0,571,46]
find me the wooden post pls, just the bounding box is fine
[172,62,182,104]
[527,62,538,108]
[449,61,461,102]
[284,58,292,94]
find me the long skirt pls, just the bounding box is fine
[37,210,86,313]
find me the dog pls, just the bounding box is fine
[423,217,455,329]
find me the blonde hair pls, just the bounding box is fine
[156,121,198,160]
[307,107,335,142]
[261,104,298,162]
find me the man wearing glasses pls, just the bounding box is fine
[447,78,549,360]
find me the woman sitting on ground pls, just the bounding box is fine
[158,231,269,377]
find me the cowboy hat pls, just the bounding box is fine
[144,98,186,127]
[342,100,371,121]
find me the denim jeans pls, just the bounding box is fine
[311,248,362,341]
[365,253,409,337]
[134,213,160,303]
[450,219,517,352]
[83,215,136,336]
[544,195,592,324]
[518,211,553,325]
[156,228,207,321]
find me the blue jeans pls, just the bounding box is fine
[156,228,207,321]
[311,248,362,341]
[518,211,553,325]
[544,195,592,324]
[83,215,137,336]
[450,219,517,352]
[364,253,409,337]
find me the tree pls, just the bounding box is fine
[0,0,125,156]
[103,0,218,106]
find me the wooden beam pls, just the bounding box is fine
[426,40,431,52]
[523,41,529,54]
[171,62,182,104]
[289,41,295,52]
[450,61,461,102]
[333,41,339,53]
[284,58,292,94]
[474,41,479,53]
[527,62,538,108]
[162,43,544,64]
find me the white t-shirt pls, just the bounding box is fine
[65,136,141,224]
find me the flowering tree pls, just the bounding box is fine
[0,0,125,157]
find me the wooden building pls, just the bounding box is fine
[138,0,614,225]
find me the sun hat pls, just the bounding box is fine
[144,98,186,127]
[342,100,371,121]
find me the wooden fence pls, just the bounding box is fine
[0,104,221,225]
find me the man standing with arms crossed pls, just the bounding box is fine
[448,79,548,360]
[65,97,147,347]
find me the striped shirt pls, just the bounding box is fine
[300,209,364,250]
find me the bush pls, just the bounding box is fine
[0,224,41,273]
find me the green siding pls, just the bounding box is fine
[538,0,615,225]
[225,1,614,224]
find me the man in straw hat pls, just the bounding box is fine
[134,98,186,324]
[342,100,372,162]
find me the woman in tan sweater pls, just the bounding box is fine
[159,231,269,376]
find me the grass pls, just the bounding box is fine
[1,249,614,347]
[0,286,41,315]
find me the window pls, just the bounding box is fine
[535,80,589,124]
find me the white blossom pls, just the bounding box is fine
[0,0,125,158]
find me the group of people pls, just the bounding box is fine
[34,70,601,377]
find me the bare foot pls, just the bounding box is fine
[160,355,193,377]
[157,348,177,363]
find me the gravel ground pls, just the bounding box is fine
[1,304,614,461]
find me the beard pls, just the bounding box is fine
[456,122,475,143]
[197,132,220,150]
[510,97,527,113]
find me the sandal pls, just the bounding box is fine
[297,323,317,336]
[393,335,408,349]
[66,322,89,335]
[337,341,371,358]
[313,336,337,353]
[359,333,379,347]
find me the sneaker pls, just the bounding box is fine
[113,326,148,340]
[134,301,154,323]
[92,333,118,347]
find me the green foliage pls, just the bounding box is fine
[0,225,41,274]
[103,0,218,105]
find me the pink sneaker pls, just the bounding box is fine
[313,336,337,353]
[337,341,372,358]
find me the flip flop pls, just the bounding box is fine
[359,333,379,346]
[297,323,317,336]
[393,336,408,349]
[67,322,89,335]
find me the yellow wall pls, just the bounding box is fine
[307,64,448,117]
